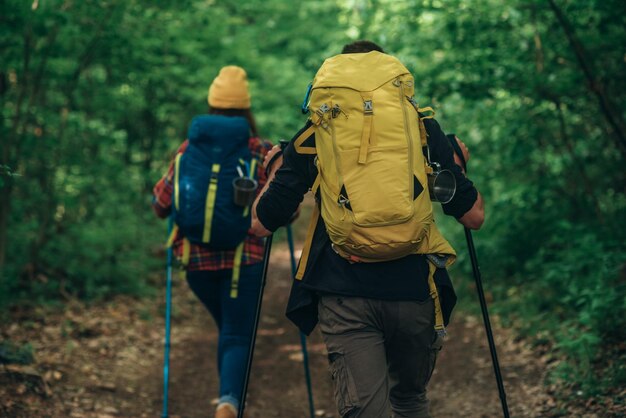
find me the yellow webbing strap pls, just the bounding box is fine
[249,158,258,180]
[417,105,435,149]
[230,242,245,298]
[427,260,446,336]
[418,117,428,147]
[294,125,317,155]
[182,237,191,266]
[202,164,221,243]
[418,106,435,119]
[174,153,182,211]
[166,224,179,248]
[295,175,321,280]
[295,205,319,280]
[359,92,374,164]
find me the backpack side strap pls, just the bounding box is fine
[426,259,446,337]
[174,153,183,211]
[295,174,321,280]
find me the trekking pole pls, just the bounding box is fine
[286,225,316,418]
[464,228,510,417]
[238,234,273,418]
[161,216,174,418]
[446,134,510,418]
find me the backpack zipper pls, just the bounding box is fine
[328,101,346,206]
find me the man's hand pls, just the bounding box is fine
[251,144,285,238]
[264,144,283,177]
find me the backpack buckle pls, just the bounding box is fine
[363,100,373,115]
[317,103,330,116]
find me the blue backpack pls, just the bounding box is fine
[172,115,257,250]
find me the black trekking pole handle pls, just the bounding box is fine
[447,134,510,418]
[238,234,273,418]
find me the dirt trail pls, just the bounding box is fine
[137,242,553,418]
[1,238,595,418]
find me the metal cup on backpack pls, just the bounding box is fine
[427,162,456,204]
[232,165,258,207]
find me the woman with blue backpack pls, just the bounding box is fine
[152,66,272,418]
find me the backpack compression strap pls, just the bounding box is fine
[202,164,221,243]
[359,92,374,164]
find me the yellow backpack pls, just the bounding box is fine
[295,51,456,265]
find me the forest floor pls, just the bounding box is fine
[1,222,624,417]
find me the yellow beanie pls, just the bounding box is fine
[208,66,251,109]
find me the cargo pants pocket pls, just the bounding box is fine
[423,333,444,387]
[328,351,360,417]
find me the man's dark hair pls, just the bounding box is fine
[341,40,384,54]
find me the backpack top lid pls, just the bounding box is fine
[313,51,410,92]
[187,114,250,152]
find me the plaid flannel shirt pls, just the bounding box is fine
[153,137,272,271]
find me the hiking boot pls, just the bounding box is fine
[215,402,237,418]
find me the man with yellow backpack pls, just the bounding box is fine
[252,41,484,418]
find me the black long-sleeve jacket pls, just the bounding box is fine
[257,118,478,334]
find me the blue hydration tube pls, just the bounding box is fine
[301,82,312,114]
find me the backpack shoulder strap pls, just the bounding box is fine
[174,152,183,211]
[294,124,316,155]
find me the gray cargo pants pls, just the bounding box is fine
[318,295,442,418]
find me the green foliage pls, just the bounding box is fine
[0,340,35,365]
[1,0,624,398]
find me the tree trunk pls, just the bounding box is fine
[547,0,626,159]
[0,186,11,271]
